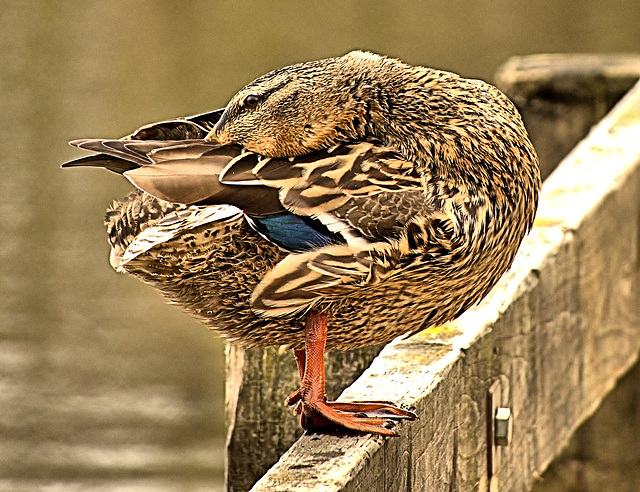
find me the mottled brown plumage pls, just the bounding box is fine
[64,51,540,434]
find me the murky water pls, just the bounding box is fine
[1,1,638,490]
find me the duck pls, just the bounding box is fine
[63,50,541,436]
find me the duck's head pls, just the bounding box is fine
[209,51,396,157]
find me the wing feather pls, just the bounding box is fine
[219,141,427,242]
[120,204,243,268]
[251,243,382,316]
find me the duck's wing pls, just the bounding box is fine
[61,107,282,216]
[249,242,376,315]
[64,134,429,243]
[62,109,225,171]
[217,142,448,316]
[249,214,450,317]
[220,141,430,243]
[64,136,285,217]
[220,142,422,206]
[65,121,445,316]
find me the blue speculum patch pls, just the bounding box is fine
[247,213,346,253]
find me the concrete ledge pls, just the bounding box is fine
[249,80,640,492]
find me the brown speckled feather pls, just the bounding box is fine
[64,51,540,351]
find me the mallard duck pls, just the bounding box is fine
[63,51,540,436]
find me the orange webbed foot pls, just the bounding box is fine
[299,398,417,436]
[287,311,418,436]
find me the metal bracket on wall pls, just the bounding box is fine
[487,377,512,484]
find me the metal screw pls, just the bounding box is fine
[494,407,512,446]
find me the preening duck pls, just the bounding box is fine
[63,51,540,435]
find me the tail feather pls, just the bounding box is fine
[61,153,139,174]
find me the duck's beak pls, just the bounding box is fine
[208,108,230,142]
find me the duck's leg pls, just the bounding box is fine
[287,310,417,436]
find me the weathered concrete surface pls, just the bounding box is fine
[249,80,640,491]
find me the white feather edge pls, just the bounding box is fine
[315,212,371,248]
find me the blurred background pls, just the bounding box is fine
[1,1,639,490]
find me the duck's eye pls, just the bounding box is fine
[242,94,261,109]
